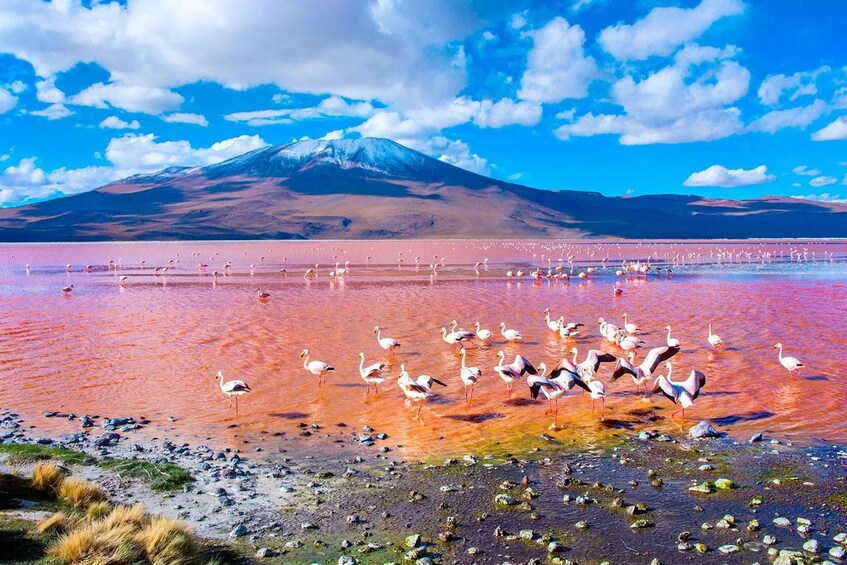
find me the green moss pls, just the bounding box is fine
[100,458,194,491]
[0,444,88,466]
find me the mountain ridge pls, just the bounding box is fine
[1,137,846,241]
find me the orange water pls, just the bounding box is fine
[1,240,846,456]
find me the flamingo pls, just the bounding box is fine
[62,284,74,294]
[527,362,590,427]
[256,288,271,301]
[622,313,638,334]
[544,309,562,332]
[576,349,617,382]
[773,343,803,374]
[651,361,706,423]
[397,364,446,423]
[459,349,482,406]
[558,319,583,339]
[301,349,334,386]
[118,275,128,286]
[615,332,643,352]
[474,322,492,342]
[374,326,401,354]
[358,352,385,396]
[440,327,475,349]
[612,345,680,396]
[493,351,537,396]
[707,324,723,350]
[216,371,251,414]
[587,380,607,419]
[665,325,681,348]
[499,322,522,342]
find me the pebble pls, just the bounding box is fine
[689,420,720,438]
[718,544,740,555]
[714,478,734,490]
[830,546,846,559]
[803,539,820,554]
[773,517,792,527]
[631,519,654,529]
[695,543,708,554]
[750,432,763,443]
[494,493,517,506]
[338,557,357,565]
[763,535,777,545]
[688,482,712,494]
[405,534,421,548]
[229,524,248,538]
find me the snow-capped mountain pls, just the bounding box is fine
[1,137,846,241]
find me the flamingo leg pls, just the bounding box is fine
[234,396,239,416]
[469,385,474,407]
[601,398,605,420]
[374,383,380,396]
[554,400,559,427]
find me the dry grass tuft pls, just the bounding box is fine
[30,460,66,493]
[37,511,78,535]
[140,516,198,565]
[86,500,112,521]
[49,529,99,563]
[58,477,106,507]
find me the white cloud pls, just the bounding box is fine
[0,0,492,109]
[790,192,847,203]
[556,45,748,145]
[510,12,527,30]
[811,116,847,141]
[809,175,837,188]
[758,66,830,106]
[30,103,73,120]
[598,0,744,61]
[320,129,345,141]
[7,80,26,94]
[427,136,490,175]
[105,133,268,172]
[35,77,65,104]
[69,82,184,114]
[517,17,599,103]
[793,165,821,176]
[225,96,376,126]
[99,116,140,130]
[0,133,269,207]
[0,88,16,114]
[747,99,828,133]
[161,112,209,126]
[684,164,776,188]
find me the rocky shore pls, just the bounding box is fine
[2,407,846,564]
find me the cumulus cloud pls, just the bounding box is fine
[517,17,599,103]
[809,175,837,187]
[556,45,749,145]
[427,136,490,175]
[758,66,830,106]
[811,116,847,141]
[35,77,65,104]
[793,165,821,176]
[747,99,828,133]
[0,133,268,207]
[0,0,495,109]
[790,192,847,203]
[30,103,73,120]
[6,80,26,94]
[683,164,775,187]
[161,112,209,126]
[0,87,17,114]
[99,116,140,130]
[225,96,376,126]
[69,82,184,114]
[598,0,744,61]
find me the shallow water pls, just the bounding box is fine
[1,239,846,455]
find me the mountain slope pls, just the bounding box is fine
[1,137,845,241]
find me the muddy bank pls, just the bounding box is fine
[1,407,846,564]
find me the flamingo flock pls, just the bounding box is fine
[26,245,813,430]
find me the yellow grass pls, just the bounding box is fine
[140,516,198,565]
[30,461,65,493]
[86,500,112,521]
[58,477,106,507]
[49,529,98,563]
[37,512,76,535]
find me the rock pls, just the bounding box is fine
[750,432,763,443]
[688,482,712,494]
[830,546,846,559]
[678,542,693,551]
[437,531,453,542]
[255,547,271,558]
[80,416,94,428]
[698,464,714,471]
[763,535,777,545]
[494,493,518,506]
[689,421,720,438]
[405,534,421,548]
[338,557,357,565]
[94,432,120,447]
[631,519,654,529]
[519,529,534,540]
[35,437,53,445]
[834,533,847,544]
[695,543,708,554]
[746,519,760,532]
[346,514,362,524]
[716,519,732,529]
[714,478,734,490]
[548,541,564,553]
[677,531,690,542]
[718,544,740,555]
[229,524,248,538]
[415,558,434,565]
[405,547,425,560]
[803,539,820,554]
[773,517,791,527]
[575,520,589,530]
[638,431,653,440]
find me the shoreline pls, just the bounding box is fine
[2,407,846,564]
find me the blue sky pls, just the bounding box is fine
[1,0,846,207]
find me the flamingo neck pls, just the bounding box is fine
[376,328,381,340]
[303,355,310,369]
[359,356,364,374]
[667,327,672,340]
[666,364,673,382]
[572,349,578,364]
[777,344,783,360]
